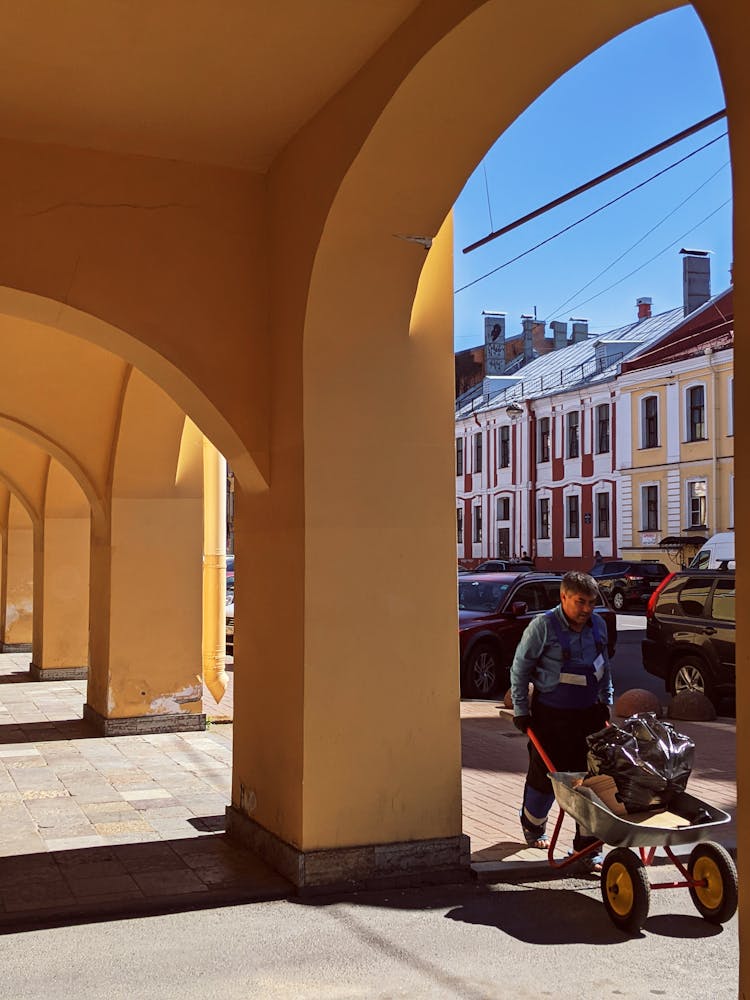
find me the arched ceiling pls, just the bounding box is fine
[0,1,422,171]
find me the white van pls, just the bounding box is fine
[689,531,735,570]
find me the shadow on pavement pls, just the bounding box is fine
[444,886,724,944]
[0,718,96,742]
[0,834,292,935]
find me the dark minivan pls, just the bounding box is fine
[641,568,735,707]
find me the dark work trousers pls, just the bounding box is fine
[527,700,605,851]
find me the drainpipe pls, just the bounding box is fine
[525,399,537,560]
[705,347,719,532]
[202,437,229,703]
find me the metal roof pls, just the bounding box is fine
[456,305,687,418]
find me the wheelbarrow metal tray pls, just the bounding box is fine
[550,772,731,848]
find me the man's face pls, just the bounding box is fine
[560,587,598,628]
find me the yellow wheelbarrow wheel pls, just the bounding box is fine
[600,848,650,934]
[688,842,738,924]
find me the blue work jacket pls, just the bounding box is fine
[510,605,614,716]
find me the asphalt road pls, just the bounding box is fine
[0,873,737,999]
[609,613,665,700]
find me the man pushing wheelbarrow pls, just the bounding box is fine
[509,570,737,933]
[510,570,612,872]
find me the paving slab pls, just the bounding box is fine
[0,651,737,928]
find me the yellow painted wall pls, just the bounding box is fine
[0,1,746,982]
[0,144,267,490]
[89,373,204,720]
[630,384,668,469]
[37,517,89,668]
[4,495,33,644]
[105,497,203,718]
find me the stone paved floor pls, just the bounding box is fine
[0,653,289,926]
[0,651,737,926]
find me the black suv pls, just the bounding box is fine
[458,571,617,699]
[590,559,670,612]
[641,568,735,707]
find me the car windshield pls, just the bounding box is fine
[458,579,510,612]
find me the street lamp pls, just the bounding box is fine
[506,401,523,418]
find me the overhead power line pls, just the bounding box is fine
[557,197,731,315]
[462,108,727,254]
[542,159,730,322]
[454,131,727,295]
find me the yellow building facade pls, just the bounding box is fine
[0,2,747,991]
[618,340,734,569]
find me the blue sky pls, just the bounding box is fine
[453,5,732,352]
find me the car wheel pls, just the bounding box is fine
[670,655,714,703]
[462,642,505,699]
[611,589,625,612]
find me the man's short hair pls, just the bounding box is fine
[560,570,598,598]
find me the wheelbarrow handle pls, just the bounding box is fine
[526,726,557,774]
[526,718,610,775]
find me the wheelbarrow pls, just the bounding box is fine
[527,726,738,933]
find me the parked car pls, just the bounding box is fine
[458,571,617,700]
[688,531,734,570]
[642,568,735,707]
[225,577,234,655]
[474,559,536,573]
[589,559,670,612]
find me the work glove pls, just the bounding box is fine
[513,715,531,733]
[593,703,611,728]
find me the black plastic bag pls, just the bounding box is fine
[585,712,695,812]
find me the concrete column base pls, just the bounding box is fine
[30,662,88,681]
[83,702,206,736]
[226,805,471,893]
[1,643,32,653]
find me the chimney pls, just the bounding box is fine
[636,297,652,320]
[521,315,535,361]
[550,320,568,350]
[571,318,589,343]
[680,248,711,316]
[532,320,551,355]
[483,312,506,375]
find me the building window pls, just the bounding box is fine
[538,498,550,539]
[496,497,510,521]
[642,395,658,448]
[499,425,510,468]
[688,385,706,442]
[566,495,580,538]
[473,505,482,543]
[538,417,550,463]
[596,404,610,454]
[473,432,483,473]
[596,492,610,537]
[642,484,659,530]
[567,410,580,459]
[456,438,464,476]
[687,480,707,527]
[456,507,463,544]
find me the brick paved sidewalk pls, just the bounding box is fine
[461,699,737,877]
[0,652,737,926]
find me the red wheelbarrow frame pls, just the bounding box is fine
[526,726,710,890]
